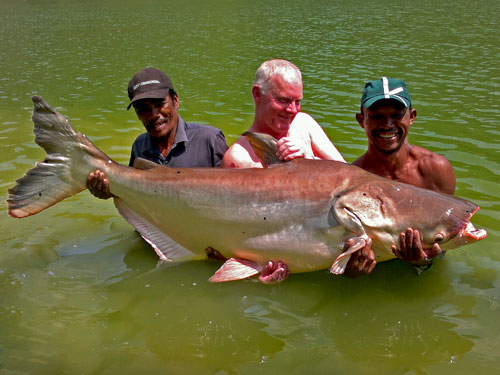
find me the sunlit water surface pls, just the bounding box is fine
[1,0,499,373]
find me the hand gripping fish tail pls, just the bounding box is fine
[7,97,488,283]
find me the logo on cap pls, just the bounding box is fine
[361,77,411,109]
[127,68,174,110]
[133,80,161,91]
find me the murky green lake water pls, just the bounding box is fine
[1,0,499,373]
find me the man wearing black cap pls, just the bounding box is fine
[87,67,228,199]
[344,77,456,277]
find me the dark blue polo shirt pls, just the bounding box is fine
[129,115,228,168]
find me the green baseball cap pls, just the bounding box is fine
[361,77,411,108]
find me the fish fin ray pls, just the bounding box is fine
[8,96,110,218]
[114,198,195,261]
[8,156,85,218]
[209,258,262,282]
[133,157,161,170]
[242,131,282,167]
[330,237,367,275]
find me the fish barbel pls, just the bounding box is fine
[7,96,487,281]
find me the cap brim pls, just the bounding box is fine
[127,89,169,110]
[362,95,410,109]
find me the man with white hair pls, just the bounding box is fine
[220,59,345,282]
[222,59,345,168]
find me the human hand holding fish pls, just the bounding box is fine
[258,260,290,283]
[276,137,312,161]
[392,228,443,266]
[87,169,114,199]
[343,237,377,278]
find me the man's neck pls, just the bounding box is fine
[154,124,178,158]
[363,142,412,177]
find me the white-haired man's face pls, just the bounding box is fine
[254,74,303,137]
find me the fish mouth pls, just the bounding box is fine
[461,206,487,240]
[462,221,487,240]
[454,205,487,244]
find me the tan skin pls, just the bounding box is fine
[86,93,180,199]
[343,99,456,277]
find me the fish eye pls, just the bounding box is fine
[434,233,444,242]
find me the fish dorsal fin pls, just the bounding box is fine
[242,131,283,167]
[114,197,196,261]
[209,258,262,282]
[133,157,160,170]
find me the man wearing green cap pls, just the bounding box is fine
[344,77,456,277]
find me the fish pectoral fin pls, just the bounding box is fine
[330,237,367,275]
[114,198,195,262]
[209,258,262,282]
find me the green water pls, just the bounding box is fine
[1,0,499,373]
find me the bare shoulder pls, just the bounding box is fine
[290,112,346,162]
[222,137,263,168]
[410,145,456,194]
[410,145,452,172]
[292,112,321,130]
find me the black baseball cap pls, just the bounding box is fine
[127,67,174,110]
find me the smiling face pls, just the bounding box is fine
[356,99,416,155]
[133,93,179,139]
[253,74,303,138]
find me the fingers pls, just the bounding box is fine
[259,260,290,284]
[276,138,306,161]
[344,238,376,278]
[426,243,443,259]
[87,170,113,199]
[392,228,438,266]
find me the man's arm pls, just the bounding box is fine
[419,153,456,195]
[277,113,346,162]
[307,117,345,162]
[212,130,229,167]
[222,138,264,168]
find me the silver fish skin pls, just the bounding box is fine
[7,96,487,280]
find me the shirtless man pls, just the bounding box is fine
[222,59,345,168]
[346,77,456,277]
[221,59,346,282]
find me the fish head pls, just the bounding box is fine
[331,180,487,253]
[433,206,488,250]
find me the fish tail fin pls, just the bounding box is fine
[8,96,110,218]
[242,131,283,167]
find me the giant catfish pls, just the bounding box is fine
[7,96,487,282]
